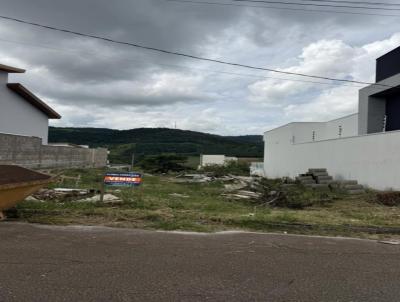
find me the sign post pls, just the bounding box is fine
[101,172,143,201]
[104,172,142,187]
[131,154,135,171]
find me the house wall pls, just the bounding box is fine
[291,122,324,143]
[264,129,400,190]
[359,73,400,135]
[0,132,108,169]
[266,114,358,147]
[0,71,50,144]
[324,114,358,138]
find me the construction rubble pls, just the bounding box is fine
[220,175,344,209]
[173,173,235,183]
[171,172,343,209]
[28,188,121,204]
[31,188,97,201]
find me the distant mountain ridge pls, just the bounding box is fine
[49,127,263,163]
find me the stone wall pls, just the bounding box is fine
[0,132,108,169]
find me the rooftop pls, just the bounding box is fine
[0,63,25,74]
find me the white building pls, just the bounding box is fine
[199,155,238,168]
[264,46,400,190]
[0,63,60,144]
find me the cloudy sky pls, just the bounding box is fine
[1,0,400,135]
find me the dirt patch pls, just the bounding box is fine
[0,165,51,185]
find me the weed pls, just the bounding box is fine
[14,168,400,239]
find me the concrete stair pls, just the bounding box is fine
[305,183,330,190]
[339,181,366,194]
[308,168,327,173]
[307,169,334,185]
[296,175,316,185]
[296,169,366,194]
[343,184,364,190]
[347,189,366,195]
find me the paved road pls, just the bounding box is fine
[0,223,399,302]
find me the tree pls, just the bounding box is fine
[139,154,188,173]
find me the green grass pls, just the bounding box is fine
[12,168,400,239]
[183,156,200,170]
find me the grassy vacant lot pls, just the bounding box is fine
[14,168,400,239]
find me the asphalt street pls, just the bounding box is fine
[0,222,399,302]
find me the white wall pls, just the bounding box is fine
[264,129,400,190]
[325,113,358,139]
[293,122,327,143]
[200,155,226,166]
[265,114,358,147]
[0,71,49,144]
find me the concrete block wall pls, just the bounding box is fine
[0,132,108,169]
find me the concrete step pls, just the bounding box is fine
[296,176,313,181]
[306,184,330,190]
[316,176,333,181]
[339,180,358,186]
[300,179,316,185]
[344,184,364,190]
[329,183,340,189]
[318,180,336,185]
[308,168,327,173]
[312,172,329,177]
[347,189,366,195]
[299,173,313,178]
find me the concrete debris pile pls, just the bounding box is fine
[78,194,122,205]
[169,193,190,198]
[173,173,236,183]
[223,177,338,209]
[222,190,261,200]
[28,188,123,205]
[174,174,213,183]
[222,176,261,200]
[31,188,97,202]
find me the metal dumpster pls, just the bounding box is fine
[0,165,53,213]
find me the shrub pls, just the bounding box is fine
[375,192,400,206]
[200,160,250,177]
[257,178,334,209]
[138,154,188,173]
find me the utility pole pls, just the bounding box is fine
[131,154,134,171]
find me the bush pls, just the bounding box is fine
[200,160,250,177]
[257,178,334,209]
[139,154,188,173]
[375,192,400,206]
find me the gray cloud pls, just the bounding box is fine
[0,0,399,134]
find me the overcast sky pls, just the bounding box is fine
[1,0,400,135]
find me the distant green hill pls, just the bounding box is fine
[49,127,263,163]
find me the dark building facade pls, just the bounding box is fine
[376,46,400,82]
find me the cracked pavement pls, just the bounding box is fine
[0,223,399,301]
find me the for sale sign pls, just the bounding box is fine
[104,172,142,187]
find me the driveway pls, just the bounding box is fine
[0,222,399,301]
